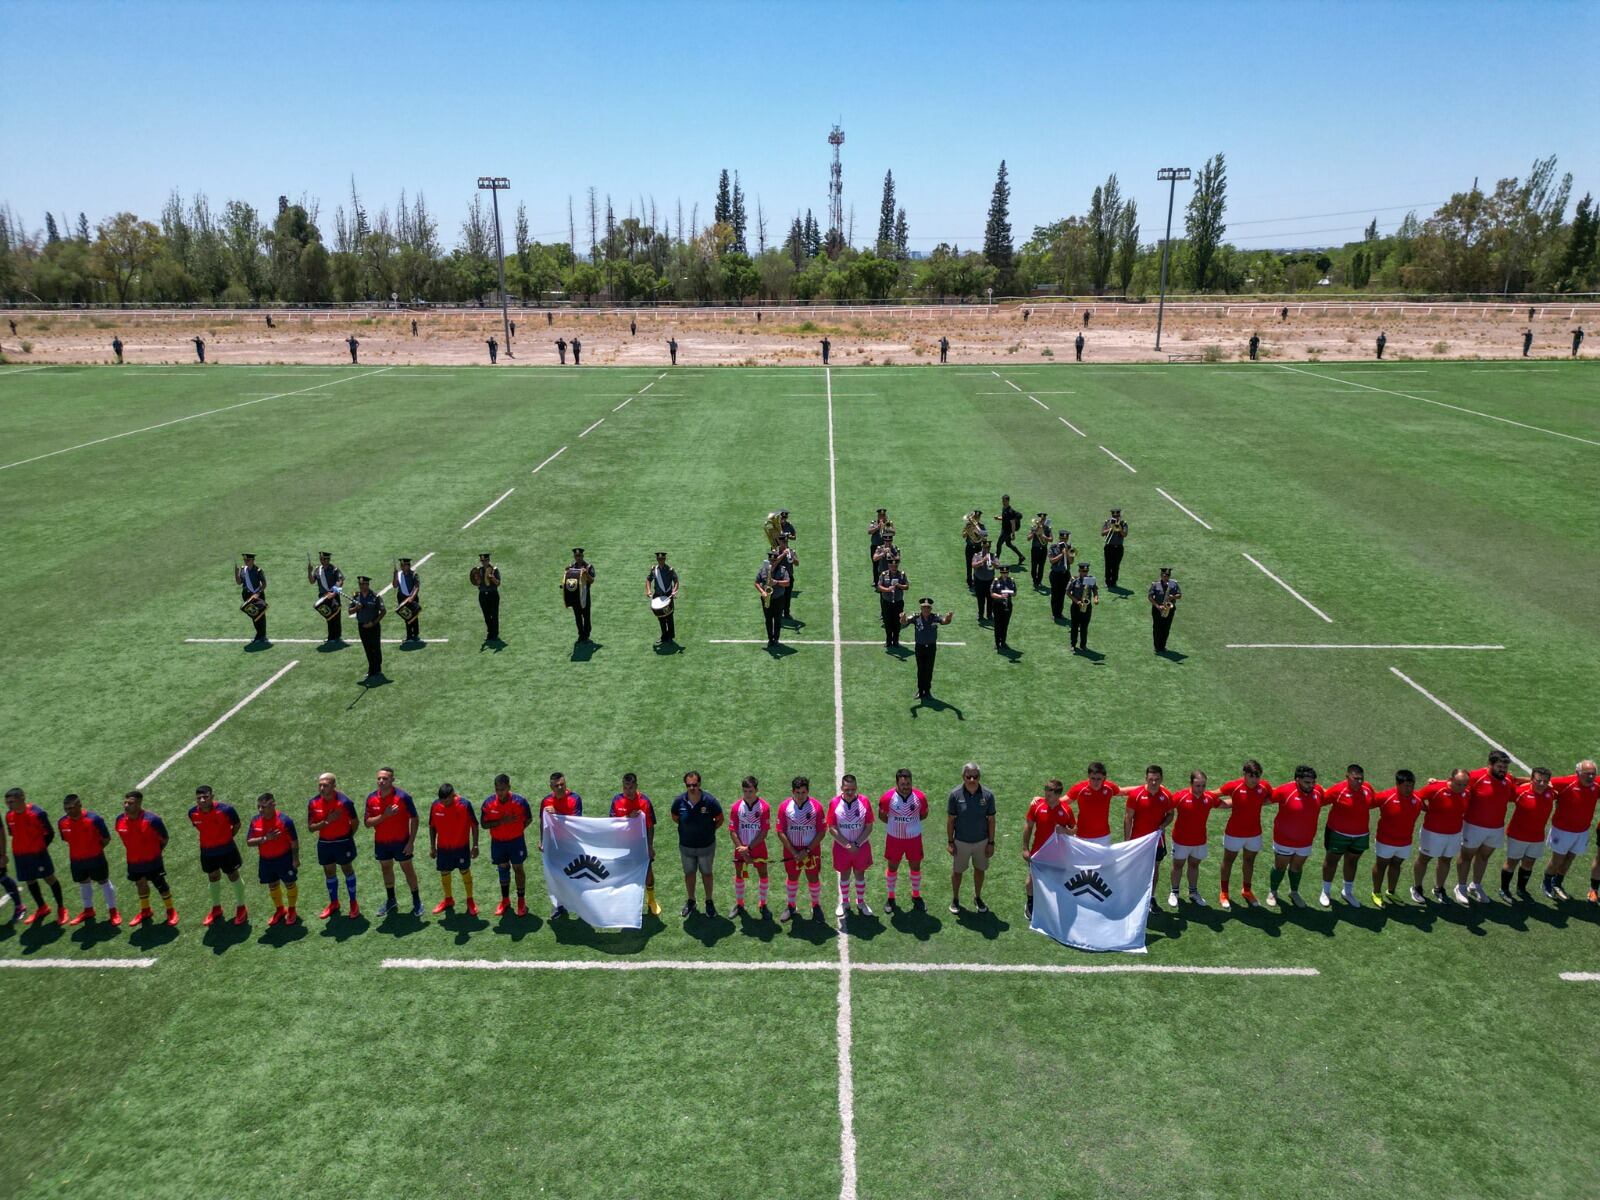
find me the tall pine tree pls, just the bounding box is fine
[983,161,1013,275]
[730,172,747,254]
[804,209,822,258]
[45,212,60,244]
[876,170,896,255]
[893,207,908,260]
[714,170,732,227]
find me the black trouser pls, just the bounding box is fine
[243,592,266,640]
[196,345,205,363]
[992,603,1011,647]
[670,349,677,364]
[821,348,829,364]
[573,347,581,364]
[1070,603,1092,649]
[1104,545,1124,588]
[403,614,420,641]
[325,611,342,641]
[570,598,592,640]
[1031,544,1047,587]
[1050,573,1068,619]
[489,346,498,363]
[1249,345,1258,360]
[1376,344,1384,359]
[780,583,793,622]
[1152,607,1175,652]
[1075,345,1083,361]
[974,581,992,621]
[358,622,383,675]
[656,610,676,642]
[479,591,500,640]
[1523,340,1531,357]
[881,603,902,646]
[915,644,936,695]
[763,600,783,643]
[869,543,881,584]
[964,540,977,589]
[997,532,1023,563]
[350,347,358,363]
[939,347,947,362]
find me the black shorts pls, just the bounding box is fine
[200,845,243,875]
[316,837,358,867]
[70,856,110,884]
[127,857,167,883]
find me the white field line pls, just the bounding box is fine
[1057,416,1086,437]
[185,640,451,649]
[1559,972,1600,982]
[612,397,633,412]
[1276,364,1600,448]
[0,958,158,969]
[1099,446,1137,473]
[463,488,516,530]
[579,418,605,438]
[379,958,1320,978]
[851,963,1320,977]
[707,639,968,647]
[1030,397,1050,410]
[1241,553,1333,623]
[1470,368,1559,373]
[137,660,299,788]
[1155,488,1213,530]
[991,370,1025,394]
[1228,643,1504,651]
[0,365,51,377]
[825,366,858,1200]
[1388,667,1530,773]
[0,365,393,472]
[376,550,434,597]
[531,446,567,474]
[383,958,836,972]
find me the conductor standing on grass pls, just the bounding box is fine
[947,763,996,914]
[668,336,678,365]
[348,576,386,680]
[1248,333,1260,361]
[347,335,359,364]
[571,336,582,365]
[1075,331,1085,361]
[487,335,498,364]
[112,335,123,364]
[902,597,953,700]
[556,337,568,364]
[1376,331,1387,360]
[193,335,206,364]
[820,336,831,365]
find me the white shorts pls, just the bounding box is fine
[1506,837,1544,862]
[1272,841,1312,859]
[1171,841,1208,861]
[1222,833,1262,853]
[1418,828,1463,859]
[1077,834,1113,848]
[1548,827,1590,857]
[1374,840,1412,861]
[1462,822,1505,851]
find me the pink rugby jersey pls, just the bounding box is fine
[731,797,770,847]
[878,788,928,839]
[827,795,874,844]
[778,797,824,855]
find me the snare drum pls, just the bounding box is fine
[313,594,340,621]
[396,598,420,623]
[240,598,268,620]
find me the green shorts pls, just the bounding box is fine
[1324,829,1370,856]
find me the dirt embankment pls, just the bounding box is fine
[2,301,1594,367]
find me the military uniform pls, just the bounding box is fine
[938,336,949,363]
[349,581,386,677]
[1074,333,1084,361]
[487,336,498,364]
[877,566,908,647]
[1148,572,1181,653]
[394,560,421,642]
[193,336,206,363]
[648,558,678,644]
[1029,516,1052,588]
[1047,535,1074,618]
[476,556,501,641]
[238,555,268,642]
[1248,334,1259,361]
[347,336,359,364]
[757,557,788,645]
[112,336,124,364]
[312,555,345,642]
[563,553,595,641]
[556,338,568,364]
[571,337,581,365]
[1101,512,1128,588]
[990,572,1017,649]
[668,337,678,365]
[1066,568,1098,650]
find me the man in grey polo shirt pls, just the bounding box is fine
[947,762,996,914]
[671,771,724,918]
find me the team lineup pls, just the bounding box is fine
[5,754,1596,934]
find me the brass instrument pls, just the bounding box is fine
[1102,518,1128,547]
[764,512,783,548]
[1073,589,1091,613]
[469,565,485,586]
[1029,515,1052,544]
[961,511,983,542]
[1159,601,1174,618]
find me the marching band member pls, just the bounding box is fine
[237,552,268,644]
[962,510,987,590]
[646,551,679,646]
[755,549,788,647]
[310,551,345,644]
[1028,513,1052,588]
[1047,529,1075,619]
[348,576,386,680]
[1066,561,1099,652]
[473,553,501,643]
[1101,508,1129,588]
[562,549,596,643]
[393,557,421,644]
[1148,567,1181,654]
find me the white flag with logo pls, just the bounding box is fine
[542,813,649,929]
[1027,831,1159,953]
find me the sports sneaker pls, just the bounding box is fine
[516,899,528,917]
[1290,892,1307,908]
[376,899,395,918]
[106,907,121,926]
[705,901,717,918]
[734,903,748,917]
[203,906,224,927]
[1386,890,1400,905]
[1430,887,1446,903]
[1410,886,1426,903]
[680,901,696,918]
[1553,885,1571,902]
[164,909,179,927]
[857,902,873,917]
[1466,882,1486,903]
[1218,889,1232,911]
[432,898,454,915]
[949,900,960,914]
[550,904,567,919]
[1452,884,1471,906]
[974,898,989,914]
[1189,891,1207,907]
[465,900,478,917]
[127,909,150,929]
[56,906,68,924]
[1166,890,1180,908]
[1589,887,1599,903]
[781,905,796,923]
[232,905,248,926]
[759,903,771,919]
[23,906,48,926]
[1240,889,1258,907]
[1265,891,1280,908]
[319,902,340,920]
[1024,896,1033,920]
[1499,887,1514,903]
[1516,886,1532,902]
[1371,891,1384,908]
[835,899,847,917]
[410,901,425,918]
[1542,879,1556,898]
[268,907,285,927]
[647,895,661,917]
[348,900,360,918]
[1342,890,1360,909]
[812,904,824,921]
[68,909,94,927]
[284,908,298,924]
[494,898,509,917]
[1318,890,1332,908]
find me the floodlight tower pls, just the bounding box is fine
[477,176,513,357]
[1153,166,1191,352]
[827,124,845,252]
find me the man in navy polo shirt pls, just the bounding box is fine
[671,771,724,918]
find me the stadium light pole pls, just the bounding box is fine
[478,176,513,358]
[1153,167,1191,352]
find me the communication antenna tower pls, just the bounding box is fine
[827,123,845,251]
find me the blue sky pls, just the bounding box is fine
[5,0,1597,251]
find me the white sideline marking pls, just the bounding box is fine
[1560,972,1600,982]
[1156,488,1213,530]
[0,365,50,377]
[376,550,434,596]
[137,661,299,788]
[826,366,858,1200]
[531,446,567,474]
[1228,643,1504,651]
[383,958,835,972]
[1471,368,1558,373]
[1057,416,1086,437]
[0,958,157,969]
[1242,553,1333,623]
[612,397,633,411]
[1388,667,1530,773]
[708,639,968,647]
[1099,446,1137,473]
[851,963,1320,977]
[1277,364,1600,448]
[1030,397,1050,410]
[463,488,516,530]
[0,366,393,472]
[579,418,604,438]
[184,638,448,645]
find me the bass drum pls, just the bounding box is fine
[650,594,674,617]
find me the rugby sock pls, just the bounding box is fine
[1500,867,1514,892]
[100,881,116,908]
[345,872,357,902]
[758,877,769,905]
[854,878,866,904]
[461,870,474,900]
[1268,867,1285,893]
[1517,867,1532,890]
[786,879,798,907]
[1287,869,1303,894]
[1321,880,1332,897]
[734,876,746,904]
[910,869,921,898]
[1,876,19,908]
[386,886,398,907]
[497,865,511,899]
[48,878,63,907]
[325,876,339,904]
[886,869,898,899]
[440,873,454,901]
[209,879,223,907]
[27,881,44,907]
[79,882,94,908]
[285,883,298,907]
[838,879,849,905]
[158,887,174,913]
[409,888,421,908]
[231,877,245,906]
[808,880,822,906]
[269,884,283,908]
[1542,871,1553,889]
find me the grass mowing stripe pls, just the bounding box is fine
[1241,552,1334,622]
[136,660,299,788]
[1387,667,1531,772]
[0,365,393,472]
[1155,487,1214,530]
[1276,363,1600,448]
[382,958,838,971]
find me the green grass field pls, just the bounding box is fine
[1,357,1597,1199]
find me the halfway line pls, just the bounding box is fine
[0,958,158,969]
[707,639,968,647]
[1242,553,1333,623]
[137,661,299,788]
[1388,667,1530,773]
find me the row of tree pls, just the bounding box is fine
[3,155,1594,305]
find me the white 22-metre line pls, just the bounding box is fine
[137,661,299,788]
